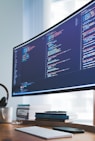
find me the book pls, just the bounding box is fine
[45,111,67,114]
[36,118,67,122]
[35,112,69,120]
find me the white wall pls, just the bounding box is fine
[0,0,24,119]
[23,0,51,41]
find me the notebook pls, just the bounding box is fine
[15,126,73,139]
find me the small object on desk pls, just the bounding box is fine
[53,126,85,133]
[15,126,73,139]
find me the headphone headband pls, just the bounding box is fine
[0,83,9,101]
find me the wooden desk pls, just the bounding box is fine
[0,122,95,141]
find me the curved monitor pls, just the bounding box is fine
[12,1,95,96]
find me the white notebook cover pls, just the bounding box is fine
[15,126,73,139]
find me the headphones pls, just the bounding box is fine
[0,83,9,107]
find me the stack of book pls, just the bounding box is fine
[35,111,69,122]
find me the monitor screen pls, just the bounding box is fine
[12,1,95,96]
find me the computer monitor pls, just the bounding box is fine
[12,1,95,96]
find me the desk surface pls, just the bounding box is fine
[0,123,95,141]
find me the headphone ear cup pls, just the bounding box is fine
[0,97,7,107]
